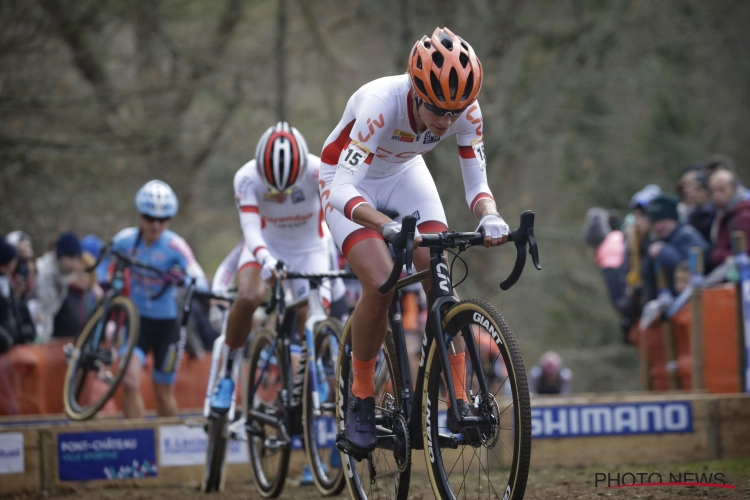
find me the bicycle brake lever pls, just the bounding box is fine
[405,234,414,276]
[527,228,541,270]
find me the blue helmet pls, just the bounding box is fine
[135,180,179,218]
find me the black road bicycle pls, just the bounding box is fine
[243,266,356,497]
[335,212,541,500]
[63,245,228,420]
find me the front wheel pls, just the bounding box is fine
[422,299,531,500]
[63,296,139,421]
[303,318,346,496]
[202,412,229,492]
[246,329,290,498]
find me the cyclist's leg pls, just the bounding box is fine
[122,322,150,419]
[323,174,392,451]
[151,318,184,417]
[226,256,266,350]
[213,255,265,410]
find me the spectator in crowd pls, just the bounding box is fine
[709,169,750,268]
[706,155,750,200]
[53,252,102,338]
[34,232,82,340]
[80,234,108,285]
[678,164,715,244]
[583,207,629,338]
[528,351,572,395]
[0,236,35,352]
[642,194,709,300]
[6,231,36,285]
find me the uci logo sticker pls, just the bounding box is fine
[473,311,502,345]
[339,140,370,174]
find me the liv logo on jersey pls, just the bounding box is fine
[423,131,440,144]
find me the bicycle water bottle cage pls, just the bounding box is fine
[500,211,541,290]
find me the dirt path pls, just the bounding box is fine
[4,459,748,499]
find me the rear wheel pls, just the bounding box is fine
[246,329,290,498]
[63,296,139,421]
[335,316,411,500]
[422,299,531,500]
[303,317,346,496]
[202,412,229,492]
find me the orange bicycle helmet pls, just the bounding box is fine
[408,27,483,111]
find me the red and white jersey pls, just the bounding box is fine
[234,154,327,257]
[320,74,493,220]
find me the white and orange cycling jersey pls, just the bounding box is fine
[319,74,494,256]
[233,154,329,294]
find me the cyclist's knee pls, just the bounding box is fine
[235,287,264,311]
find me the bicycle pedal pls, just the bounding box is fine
[335,432,369,462]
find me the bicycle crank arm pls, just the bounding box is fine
[246,409,280,428]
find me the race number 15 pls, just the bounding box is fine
[471,136,486,170]
[340,140,370,174]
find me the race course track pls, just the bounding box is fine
[4,459,748,500]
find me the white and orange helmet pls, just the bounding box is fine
[255,122,309,194]
[408,27,483,112]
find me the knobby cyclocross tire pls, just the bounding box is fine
[202,412,229,492]
[303,317,346,496]
[422,299,531,500]
[246,328,291,498]
[335,316,412,500]
[63,296,139,421]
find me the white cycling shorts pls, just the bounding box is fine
[237,244,332,304]
[319,156,448,257]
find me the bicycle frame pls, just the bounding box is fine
[383,245,494,451]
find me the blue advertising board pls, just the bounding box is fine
[57,429,157,481]
[531,401,693,439]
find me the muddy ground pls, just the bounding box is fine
[3,458,748,499]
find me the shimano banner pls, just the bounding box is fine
[531,401,693,439]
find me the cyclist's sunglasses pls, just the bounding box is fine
[141,214,171,224]
[422,101,468,117]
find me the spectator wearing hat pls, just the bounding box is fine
[642,194,709,301]
[34,232,82,340]
[709,169,750,269]
[0,235,35,352]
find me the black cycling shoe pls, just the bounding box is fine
[446,399,474,434]
[345,395,377,455]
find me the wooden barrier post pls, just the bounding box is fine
[658,268,679,390]
[731,230,750,393]
[690,247,705,390]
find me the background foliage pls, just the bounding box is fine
[2,0,749,391]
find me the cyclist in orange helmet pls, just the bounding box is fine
[319,27,510,454]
